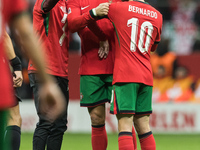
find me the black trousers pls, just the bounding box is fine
[29,73,69,150]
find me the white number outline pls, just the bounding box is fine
[127,18,153,54]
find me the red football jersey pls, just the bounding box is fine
[108,1,163,86]
[0,0,27,109]
[67,0,118,75]
[28,0,69,78]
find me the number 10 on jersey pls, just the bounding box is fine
[127,18,153,54]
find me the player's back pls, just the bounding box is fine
[28,0,69,78]
[108,1,163,85]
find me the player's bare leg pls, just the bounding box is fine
[5,104,22,150]
[88,104,105,125]
[117,114,134,150]
[134,115,156,150]
[88,104,107,150]
[134,115,150,135]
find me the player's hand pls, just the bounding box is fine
[39,80,66,122]
[13,71,23,87]
[95,3,110,16]
[98,40,109,59]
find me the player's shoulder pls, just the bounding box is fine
[109,1,125,9]
[133,1,162,16]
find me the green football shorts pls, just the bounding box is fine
[80,74,113,107]
[110,83,153,115]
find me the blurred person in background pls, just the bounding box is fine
[0,0,66,150]
[28,0,69,150]
[193,3,200,52]
[151,39,178,102]
[152,65,174,103]
[191,78,200,102]
[151,39,178,78]
[4,31,23,150]
[163,0,199,55]
[166,66,194,102]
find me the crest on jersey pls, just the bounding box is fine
[68,7,71,14]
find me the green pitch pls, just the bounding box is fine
[20,133,200,150]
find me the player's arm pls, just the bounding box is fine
[67,0,95,33]
[3,31,16,60]
[91,3,110,17]
[87,3,110,41]
[3,31,23,87]
[88,3,112,58]
[87,8,110,59]
[42,0,60,13]
[9,13,65,122]
[83,3,111,58]
[67,0,109,34]
[87,19,109,59]
[67,0,110,58]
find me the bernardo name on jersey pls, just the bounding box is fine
[128,5,157,19]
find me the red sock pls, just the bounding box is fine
[118,132,134,150]
[132,126,137,150]
[139,132,156,150]
[91,124,107,150]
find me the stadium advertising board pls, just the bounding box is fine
[20,101,200,133]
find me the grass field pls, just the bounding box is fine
[20,133,200,150]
